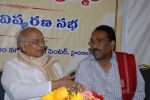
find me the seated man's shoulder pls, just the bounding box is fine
[3,57,21,69]
[115,51,135,57]
[77,55,92,68]
[81,55,93,62]
[4,57,18,64]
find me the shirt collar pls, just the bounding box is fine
[89,52,117,62]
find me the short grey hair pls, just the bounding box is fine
[17,27,43,51]
[17,29,26,49]
[17,27,37,49]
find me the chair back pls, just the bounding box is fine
[0,71,5,100]
[139,65,150,100]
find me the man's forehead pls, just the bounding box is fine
[22,32,43,42]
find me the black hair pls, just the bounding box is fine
[93,25,116,43]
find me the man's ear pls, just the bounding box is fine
[111,41,115,50]
[20,43,26,52]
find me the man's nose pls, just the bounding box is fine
[92,42,99,48]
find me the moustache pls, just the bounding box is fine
[90,48,101,53]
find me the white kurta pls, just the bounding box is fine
[1,58,63,100]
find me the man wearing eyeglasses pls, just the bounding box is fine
[1,27,83,100]
[75,25,145,100]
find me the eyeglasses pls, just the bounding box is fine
[88,39,109,46]
[22,39,47,45]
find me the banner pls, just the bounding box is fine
[0,0,123,74]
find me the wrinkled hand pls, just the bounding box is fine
[52,76,84,92]
[71,81,84,92]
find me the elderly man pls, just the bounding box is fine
[1,27,82,100]
[75,25,145,100]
